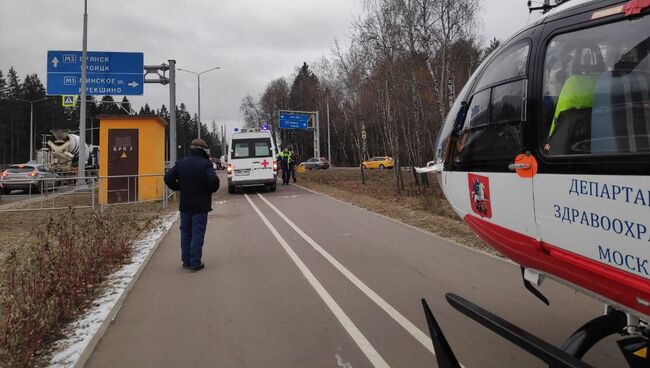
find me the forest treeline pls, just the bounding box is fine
[241,0,500,168]
[0,68,223,166]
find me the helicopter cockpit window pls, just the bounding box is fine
[474,42,529,91]
[542,15,650,156]
[452,41,529,167]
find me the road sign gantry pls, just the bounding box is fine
[47,51,144,96]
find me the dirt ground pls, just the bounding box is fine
[296,167,499,256]
[0,193,174,258]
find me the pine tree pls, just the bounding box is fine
[483,37,501,60]
[20,74,49,158]
[139,103,152,115]
[158,104,169,121]
[22,74,45,100]
[289,62,319,111]
[121,97,131,114]
[7,68,22,163]
[100,95,120,115]
[287,62,320,161]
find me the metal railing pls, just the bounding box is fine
[0,174,169,212]
[97,174,168,210]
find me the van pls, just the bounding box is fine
[226,128,278,193]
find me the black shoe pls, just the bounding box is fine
[293,179,296,183]
[182,263,191,269]
[190,263,205,272]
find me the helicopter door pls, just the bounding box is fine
[446,40,540,246]
[533,14,650,295]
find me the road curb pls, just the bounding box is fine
[71,212,179,368]
[294,184,515,266]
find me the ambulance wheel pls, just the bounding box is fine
[228,185,236,194]
[269,183,277,192]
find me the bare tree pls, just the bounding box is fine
[239,0,484,192]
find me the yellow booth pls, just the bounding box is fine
[98,116,167,205]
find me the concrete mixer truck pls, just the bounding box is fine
[37,129,97,179]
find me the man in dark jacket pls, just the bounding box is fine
[164,138,219,272]
[288,146,298,183]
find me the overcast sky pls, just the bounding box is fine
[0,0,539,132]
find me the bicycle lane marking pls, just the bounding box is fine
[243,193,390,368]
[255,192,467,368]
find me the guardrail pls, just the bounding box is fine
[0,174,169,212]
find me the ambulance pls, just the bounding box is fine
[226,128,278,193]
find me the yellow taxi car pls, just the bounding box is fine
[361,156,394,170]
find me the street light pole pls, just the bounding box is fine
[197,74,201,139]
[169,59,177,164]
[17,97,48,162]
[326,94,331,165]
[177,66,221,139]
[78,0,88,185]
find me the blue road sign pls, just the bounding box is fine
[279,113,309,129]
[46,51,144,96]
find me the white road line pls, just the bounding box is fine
[256,192,466,367]
[244,194,390,368]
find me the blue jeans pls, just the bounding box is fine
[180,211,208,267]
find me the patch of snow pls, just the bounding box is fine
[47,212,179,368]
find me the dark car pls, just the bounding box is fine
[1,164,61,194]
[301,157,330,170]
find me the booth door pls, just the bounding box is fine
[107,129,138,204]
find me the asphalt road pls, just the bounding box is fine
[85,175,626,368]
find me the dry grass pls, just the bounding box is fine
[0,196,175,367]
[0,193,170,257]
[297,168,495,254]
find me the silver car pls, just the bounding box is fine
[1,164,60,194]
[301,157,330,170]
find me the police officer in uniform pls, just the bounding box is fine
[278,147,291,185]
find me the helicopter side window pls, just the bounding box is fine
[464,89,491,129]
[492,80,525,125]
[453,41,529,167]
[542,15,650,156]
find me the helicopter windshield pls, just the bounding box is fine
[434,69,480,165]
[542,14,650,156]
[435,40,530,166]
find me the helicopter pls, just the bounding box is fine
[416,0,650,366]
